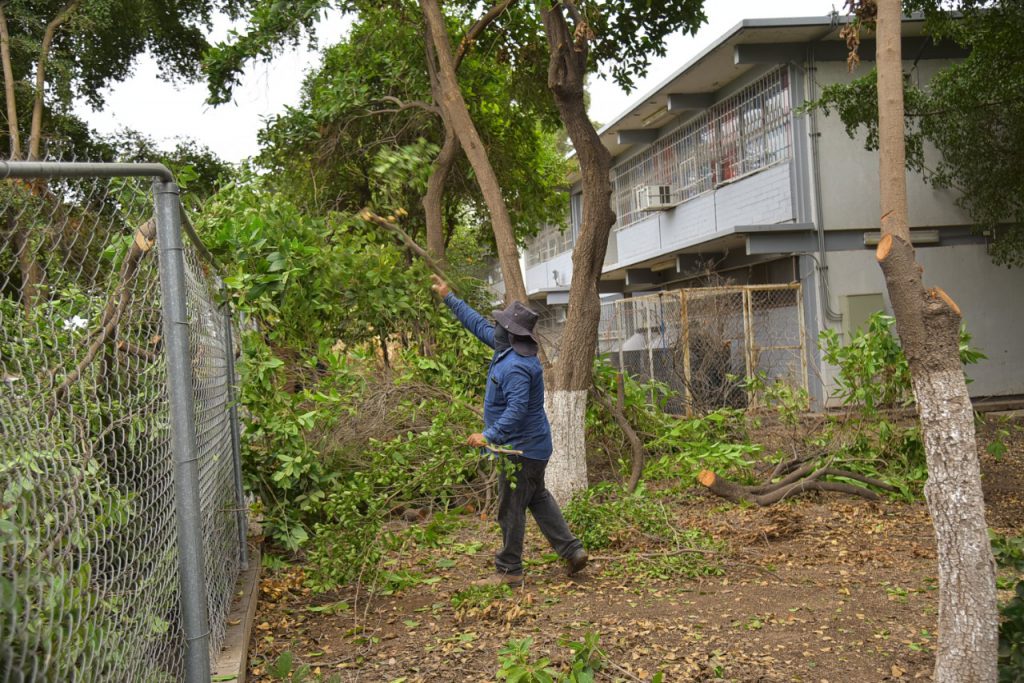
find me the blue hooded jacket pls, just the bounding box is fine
[444,293,552,460]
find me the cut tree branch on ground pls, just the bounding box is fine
[587,547,719,562]
[697,464,884,506]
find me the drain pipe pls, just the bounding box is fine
[807,47,843,323]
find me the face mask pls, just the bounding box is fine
[493,324,511,352]
[511,334,538,357]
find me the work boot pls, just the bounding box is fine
[473,572,524,588]
[566,548,588,576]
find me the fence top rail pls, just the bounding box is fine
[677,283,801,294]
[1,159,226,275]
[0,159,174,182]
[611,283,801,306]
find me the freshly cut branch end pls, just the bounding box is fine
[875,233,893,261]
[929,287,961,316]
[697,470,716,487]
[697,463,883,507]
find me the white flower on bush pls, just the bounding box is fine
[62,315,88,331]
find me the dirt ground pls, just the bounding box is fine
[244,413,1024,682]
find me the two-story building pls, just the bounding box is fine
[519,14,1024,408]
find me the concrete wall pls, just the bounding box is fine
[606,162,796,271]
[819,243,1024,398]
[525,250,574,296]
[813,59,971,231]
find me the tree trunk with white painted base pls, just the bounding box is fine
[539,2,618,505]
[544,390,588,505]
[874,2,997,680]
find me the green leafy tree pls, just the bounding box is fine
[96,131,234,203]
[0,0,229,160]
[203,0,709,504]
[0,0,237,311]
[255,4,566,256]
[195,170,500,547]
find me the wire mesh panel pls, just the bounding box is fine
[182,245,241,661]
[599,285,806,415]
[748,286,807,392]
[0,167,241,681]
[683,289,747,413]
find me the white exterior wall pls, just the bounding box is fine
[525,250,574,296]
[814,59,971,231]
[819,243,1024,399]
[606,162,795,271]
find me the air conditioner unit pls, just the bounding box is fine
[634,185,677,211]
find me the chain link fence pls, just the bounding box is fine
[598,285,808,414]
[0,161,245,682]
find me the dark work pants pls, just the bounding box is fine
[495,454,583,575]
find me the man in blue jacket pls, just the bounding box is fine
[432,275,587,587]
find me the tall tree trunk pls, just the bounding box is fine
[422,126,458,264]
[8,209,45,311]
[874,2,997,680]
[28,0,79,160]
[539,0,617,504]
[422,23,460,267]
[1,3,44,312]
[0,3,22,159]
[419,0,527,304]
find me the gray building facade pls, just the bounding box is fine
[517,15,1024,407]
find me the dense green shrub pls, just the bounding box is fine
[197,176,497,552]
[992,533,1024,682]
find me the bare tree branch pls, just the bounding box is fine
[378,95,441,116]
[359,208,458,293]
[54,219,156,399]
[453,0,516,71]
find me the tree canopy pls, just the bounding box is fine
[0,0,234,159]
[255,3,567,248]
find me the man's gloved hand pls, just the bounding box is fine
[466,433,487,448]
[430,274,450,298]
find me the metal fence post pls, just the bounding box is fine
[154,179,212,682]
[222,286,249,571]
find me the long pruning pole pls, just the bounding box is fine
[360,208,460,295]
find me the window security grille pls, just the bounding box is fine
[613,67,792,231]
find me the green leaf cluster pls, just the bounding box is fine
[496,632,608,683]
[254,3,568,248]
[992,532,1024,682]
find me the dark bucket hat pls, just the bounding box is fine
[492,301,540,356]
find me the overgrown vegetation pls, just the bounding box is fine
[992,532,1024,682]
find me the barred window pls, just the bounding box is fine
[569,192,583,237]
[612,67,792,230]
[525,222,575,268]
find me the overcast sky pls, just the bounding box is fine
[75,0,838,164]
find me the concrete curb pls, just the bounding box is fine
[212,543,262,682]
